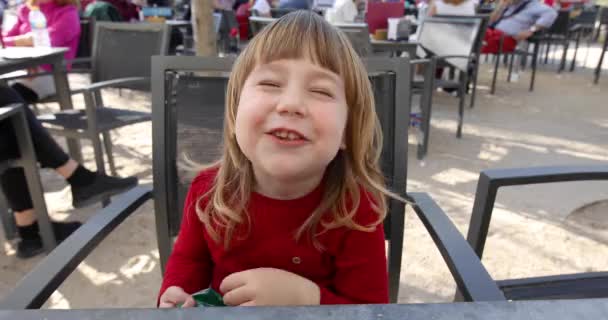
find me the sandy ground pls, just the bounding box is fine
[1,43,607,308]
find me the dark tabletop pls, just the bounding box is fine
[0,47,67,73]
[1,299,607,320]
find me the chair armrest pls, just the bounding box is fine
[434,54,474,61]
[497,271,608,300]
[467,165,608,259]
[408,192,506,302]
[71,77,150,95]
[410,58,431,65]
[67,57,92,65]
[0,185,153,309]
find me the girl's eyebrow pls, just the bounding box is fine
[307,69,341,84]
[260,61,340,83]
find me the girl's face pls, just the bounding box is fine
[235,58,348,194]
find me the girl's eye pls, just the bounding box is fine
[259,81,280,88]
[311,89,334,98]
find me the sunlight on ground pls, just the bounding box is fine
[477,143,509,162]
[432,120,608,160]
[120,254,156,280]
[77,262,121,286]
[431,168,479,186]
[49,291,70,309]
[3,242,15,257]
[150,249,160,260]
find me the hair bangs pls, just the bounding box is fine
[249,11,351,79]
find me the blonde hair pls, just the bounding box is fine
[197,11,399,249]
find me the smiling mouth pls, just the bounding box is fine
[266,128,308,142]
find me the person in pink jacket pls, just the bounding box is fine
[2,0,80,102]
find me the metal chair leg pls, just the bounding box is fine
[0,193,18,241]
[457,72,466,138]
[417,59,435,160]
[491,37,504,95]
[558,40,569,73]
[92,133,111,207]
[102,132,117,176]
[91,134,106,174]
[507,53,515,82]
[387,198,405,303]
[570,31,581,72]
[11,107,57,252]
[469,62,479,109]
[530,41,540,91]
[594,31,607,84]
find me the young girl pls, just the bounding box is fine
[159,10,398,307]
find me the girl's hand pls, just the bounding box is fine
[220,268,321,306]
[159,286,196,308]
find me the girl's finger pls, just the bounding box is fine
[158,301,176,308]
[181,296,197,308]
[222,285,255,306]
[219,271,248,294]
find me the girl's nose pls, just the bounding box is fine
[275,85,307,117]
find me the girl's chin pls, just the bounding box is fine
[256,163,320,180]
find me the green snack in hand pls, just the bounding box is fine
[191,288,226,307]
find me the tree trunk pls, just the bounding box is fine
[191,0,216,56]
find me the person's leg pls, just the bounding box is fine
[2,85,138,206]
[481,29,518,54]
[0,168,82,258]
[10,83,39,104]
[0,85,81,257]
[0,85,138,258]
[481,28,501,54]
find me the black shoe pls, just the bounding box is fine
[16,221,82,259]
[72,174,138,209]
[16,238,45,259]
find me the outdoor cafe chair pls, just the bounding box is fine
[568,7,600,72]
[489,10,569,94]
[332,22,433,160]
[433,14,490,110]
[34,22,170,177]
[458,165,608,300]
[0,56,506,309]
[412,16,486,159]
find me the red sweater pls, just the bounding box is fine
[159,169,389,305]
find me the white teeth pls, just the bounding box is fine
[272,130,302,141]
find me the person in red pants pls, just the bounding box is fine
[481,0,558,54]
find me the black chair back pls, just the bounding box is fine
[335,23,373,57]
[572,7,599,26]
[600,6,608,25]
[547,10,571,35]
[417,16,482,71]
[151,56,411,302]
[434,14,489,61]
[92,22,170,89]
